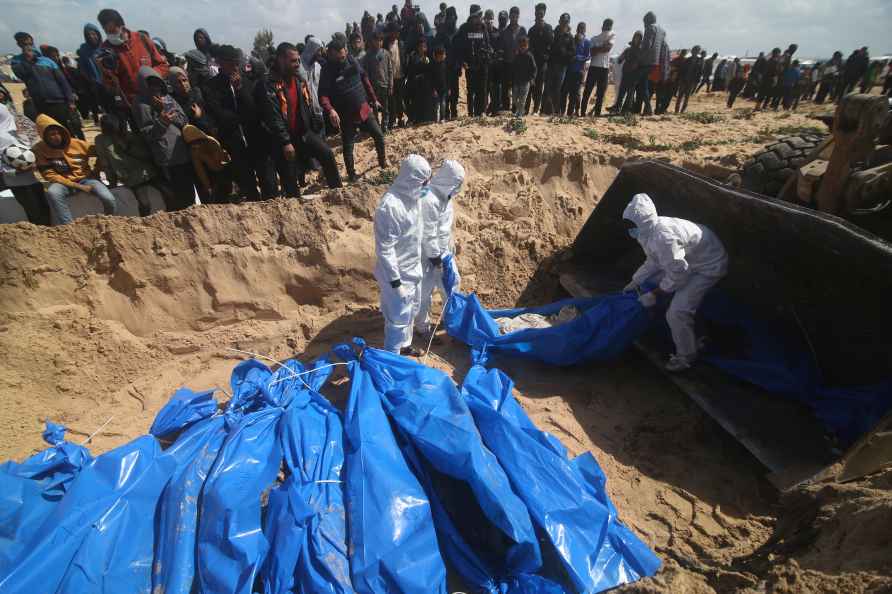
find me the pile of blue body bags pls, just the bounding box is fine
[0,338,660,594]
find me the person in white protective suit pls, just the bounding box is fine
[415,159,466,337]
[622,193,729,372]
[374,154,432,355]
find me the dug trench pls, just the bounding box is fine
[0,143,889,593]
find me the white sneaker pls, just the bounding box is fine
[666,355,693,373]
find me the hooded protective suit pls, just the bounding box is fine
[415,160,465,334]
[374,154,432,352]
[623,192,728,362]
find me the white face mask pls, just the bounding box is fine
[107,32,125,46]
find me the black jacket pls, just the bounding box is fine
[203,72,268,145]
[527,21,553,64]
[512,52,537,85]
[258,67,316,145]
[431,60,447,93]
[548,27,575,67]
[453,22,494,70]
[173,87,216,136]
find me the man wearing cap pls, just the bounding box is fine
[453,4,493,117]
[525,3,553,114]
[542,12,574,115]
[499,7,527,112]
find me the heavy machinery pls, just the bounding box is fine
[561,160,892,490]
[741,93,892,239]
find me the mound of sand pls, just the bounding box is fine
[1,90,889,593]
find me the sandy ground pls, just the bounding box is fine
[2,82,891,592]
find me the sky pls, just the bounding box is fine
[2,0,890,59]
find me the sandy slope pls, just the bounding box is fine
[1,88,890,592]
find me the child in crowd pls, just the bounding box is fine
[432,45,448,122]
[32,114,117,224]
[511,36,537,117]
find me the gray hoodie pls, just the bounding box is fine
[132,66,190,168]
[300,37,325,117]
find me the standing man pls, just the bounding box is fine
[675,45,702,113]
[96,9,169,105]
[815,52,842,104]
[581,18,614,117]
[525,3,553,114]
[639,11,667,116]
[697,52,718,93]
[499,7,526,112]
[755,48,783,111]
[726,57,745,108]
[845,47,870,97]
[11,45,81,139]
[416,159,465,338]
[384,24,406,128]
[319,39,387,183]
[374,154,432,356]
[622,193,728,372]
[453,5,493,117]
[77,24,105,125]
[362,32,395,132]
[261,42,341,197]
[203,44,274,202]
[541,12,573,115]
[485,10,506,115]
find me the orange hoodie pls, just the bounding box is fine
[33,114,96,189]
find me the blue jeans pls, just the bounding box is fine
[46,179,116,225]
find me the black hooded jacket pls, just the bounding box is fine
[203,68,269,147]
[527,21,553,64]
[549,25,575,67]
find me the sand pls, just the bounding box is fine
[1,85,890,592]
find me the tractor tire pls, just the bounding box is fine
[741,134,827,197]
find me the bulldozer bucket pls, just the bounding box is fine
[562,160,892,489]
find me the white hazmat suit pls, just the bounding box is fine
[622,193,729,369]
[374,154,432,353]
[415,160,466,334]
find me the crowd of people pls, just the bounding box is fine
[1,3,890,226]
